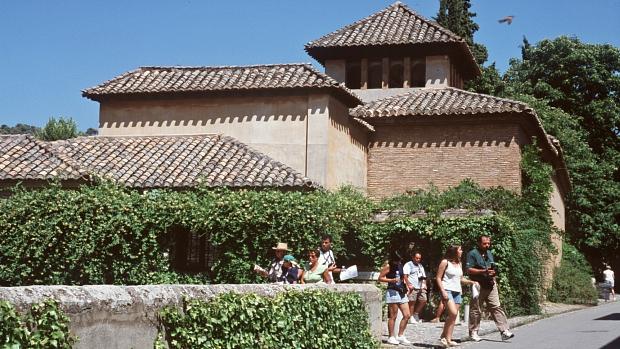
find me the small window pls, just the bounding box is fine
[389,59,404,88]
[411,58,426,87]
[171,228,216,273]
[345,60,361,89]
[368,60,383,89]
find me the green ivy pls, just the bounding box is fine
[547,243,598,304]
[0,143,579,316]
[0,299,75,348]
[157,290,378,349]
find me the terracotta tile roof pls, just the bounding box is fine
[305,2,480,78]
[82,63,361,106]
[305,2,464,50]
[350,88,532,118]
[0,135,83,180]
[0,135,317,189]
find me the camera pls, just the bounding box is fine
[418,276,427,281]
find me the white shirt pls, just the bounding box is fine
[603,269,614,282]
[319,249,336,284]
[442,261,463,293]
[403,261,426,289]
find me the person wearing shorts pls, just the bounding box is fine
[379,251,411,345]
[404,251,428,323]
[435,245,477,348]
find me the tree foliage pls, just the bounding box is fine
[35,117,79,141]
[501,38,620,270]
[0,123,39,135]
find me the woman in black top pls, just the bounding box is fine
[379,251,412,345]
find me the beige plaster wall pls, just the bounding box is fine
[99,95,309,177]
[543,174,566,290]
[425,55,450,88]
[327,98,368,190]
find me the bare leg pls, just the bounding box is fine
[441,300,459,342]
[414,299,427,318]
[398,302,411,336]
[387,303,398,338]
[432,300,445,322]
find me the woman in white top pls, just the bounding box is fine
[435,245,478,347]
[603,265,615,301]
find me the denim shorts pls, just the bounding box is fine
[447,290,462,304]
[385,289,408,304]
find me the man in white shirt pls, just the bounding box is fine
[403,251,427,323]
[603,265,615,301]
[318,234,341,284]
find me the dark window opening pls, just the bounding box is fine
[411,58,426,87]
[368,60,383,89]
[171,227,216,273]
[389,60,404,88]
[345,60,362,89]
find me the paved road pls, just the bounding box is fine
[462,301,620,349]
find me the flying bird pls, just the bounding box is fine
[498,16,514,25]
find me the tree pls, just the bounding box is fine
[436,0,487,64]
[35,117,79,141]
[504,37,620,270]
[511,95,620,270]
[0,123,39,135]
[506,36,620,157]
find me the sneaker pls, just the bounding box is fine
[430,318,440,323]
[412,313,421,323]
[501,330,515,341]
[408,317,417,324]
[397,336,411,344]
[387,336,400,345]
[448,340,460,346]
[470,331,482,342]
[439,338,449,348]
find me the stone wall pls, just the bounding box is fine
[0,284,382,349]
[367,121,524,198]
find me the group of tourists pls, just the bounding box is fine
[253,234,340,284]
[379,235,514,347]
[254,233,514,347]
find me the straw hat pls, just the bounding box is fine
[272,242,290,251]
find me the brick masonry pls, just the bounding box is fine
[367,121,526,198]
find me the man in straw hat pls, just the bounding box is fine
[254,242,291,282]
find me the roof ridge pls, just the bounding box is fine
[32,137,87,177]
[138,62,314,70]
[392,2,463,41]
[81,67,142,94]
[442,87,532,109]
[305,1,463,49]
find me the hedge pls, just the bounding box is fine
[156,290,378,349]
[0,299,75,348]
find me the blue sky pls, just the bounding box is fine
[1,0,619,130]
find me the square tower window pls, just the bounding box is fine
[345,60,361,89]
[389,59,404,88]
[368,59,383,89]
[411,58,426,87]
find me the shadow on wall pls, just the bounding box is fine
[100,113,308,129]
[370,129,516,149]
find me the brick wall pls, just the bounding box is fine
[367,121,526,199]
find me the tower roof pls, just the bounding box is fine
[305,2,479,78]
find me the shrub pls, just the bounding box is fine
[547,243,598,304]
[0,299,75,348]
[157,290,378,349]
